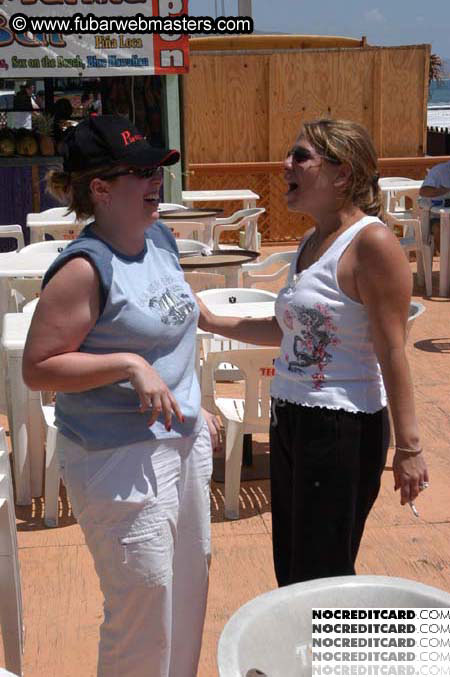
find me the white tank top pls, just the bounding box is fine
[271,215,387,413]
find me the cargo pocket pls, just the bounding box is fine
[118,516,172,587]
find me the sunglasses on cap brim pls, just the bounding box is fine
[98,166,163,180]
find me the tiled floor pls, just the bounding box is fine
[2,246,450,676]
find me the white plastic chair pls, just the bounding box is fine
[0,429,23,676]
[0,226,24,253]
[213,208,265,252]
[22,298,39,315]
[6,278,42,313]
[218,575,450,677]
[385,190,433,296]
[28,207,71,220]
[26,207,83,242]
[242,250,296,288]
[162,219,212,245]
[158,203,188,212]
[176,239,208,257]
[197,288,277,411]
[18,240,69,255]
[39,393,60,528]
[430,206,450,296]
[203,347,279,519]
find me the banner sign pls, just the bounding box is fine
[0,0,190,77]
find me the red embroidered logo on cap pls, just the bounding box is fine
[121,130,144,146]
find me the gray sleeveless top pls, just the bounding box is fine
[42,221,202,450]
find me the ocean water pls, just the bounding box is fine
[429,78,450,106]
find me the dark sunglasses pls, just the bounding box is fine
[287,146,341,165]
[99,166,163,180]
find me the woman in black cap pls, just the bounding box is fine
[23,115,220,677]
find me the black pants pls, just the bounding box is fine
[269,400,390,587]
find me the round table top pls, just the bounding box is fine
[179,249,259,269]
[160,208,223,219]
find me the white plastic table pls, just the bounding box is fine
[379,178,421,187]
[161,208,222,249]
[180,250,260,287]
[196,301,275,347]
[0,251,57,277]
[182,190,259,210]
[379,180,423,213]
[205,301,275,319]
[1,312,44,505]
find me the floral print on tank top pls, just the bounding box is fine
[283,303,340,390]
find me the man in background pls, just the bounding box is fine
[12,81,34,129]
[419,160,450,253]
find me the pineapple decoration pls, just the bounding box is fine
[0,128,16,156]
[16,128,39,156]
[34,113,55,156]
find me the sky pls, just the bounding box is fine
[189,0,450,61]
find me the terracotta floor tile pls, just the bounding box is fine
[357,523,450,590]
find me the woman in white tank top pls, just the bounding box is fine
[199,119,428,584]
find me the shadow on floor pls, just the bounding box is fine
[414,338,450,353]
[15,485,77,531]
[411,270,450,300]
[210,441,271,523]
[210,479,271,523]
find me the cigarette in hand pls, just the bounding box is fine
[409,501,419,518]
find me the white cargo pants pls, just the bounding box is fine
[57,420,212,677]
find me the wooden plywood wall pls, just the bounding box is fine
[269,49,376,158]
[183,44,430,163]
[380,47,429,156]
[184,54,270,163]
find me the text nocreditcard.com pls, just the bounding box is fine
[9,13,254,35]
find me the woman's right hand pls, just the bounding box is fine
[127,355,183,431]
[393,449,429,506]
[196,295,214,332]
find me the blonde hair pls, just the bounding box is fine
[302,119,382,217]
[45,165,116,220]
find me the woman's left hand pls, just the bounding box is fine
[393,450,429,505]
[202,407,222,453]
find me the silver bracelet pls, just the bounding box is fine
[395,445,423,456]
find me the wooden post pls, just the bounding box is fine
[372,49,384,156]
[31,165,40,212]
[422,44,431,155]
[163,75,182,204]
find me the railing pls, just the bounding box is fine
[427,128,450,156]
[187,156,450,242]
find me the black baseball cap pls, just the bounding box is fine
[62,114,180,173]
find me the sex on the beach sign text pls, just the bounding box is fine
[0,0,190,76]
